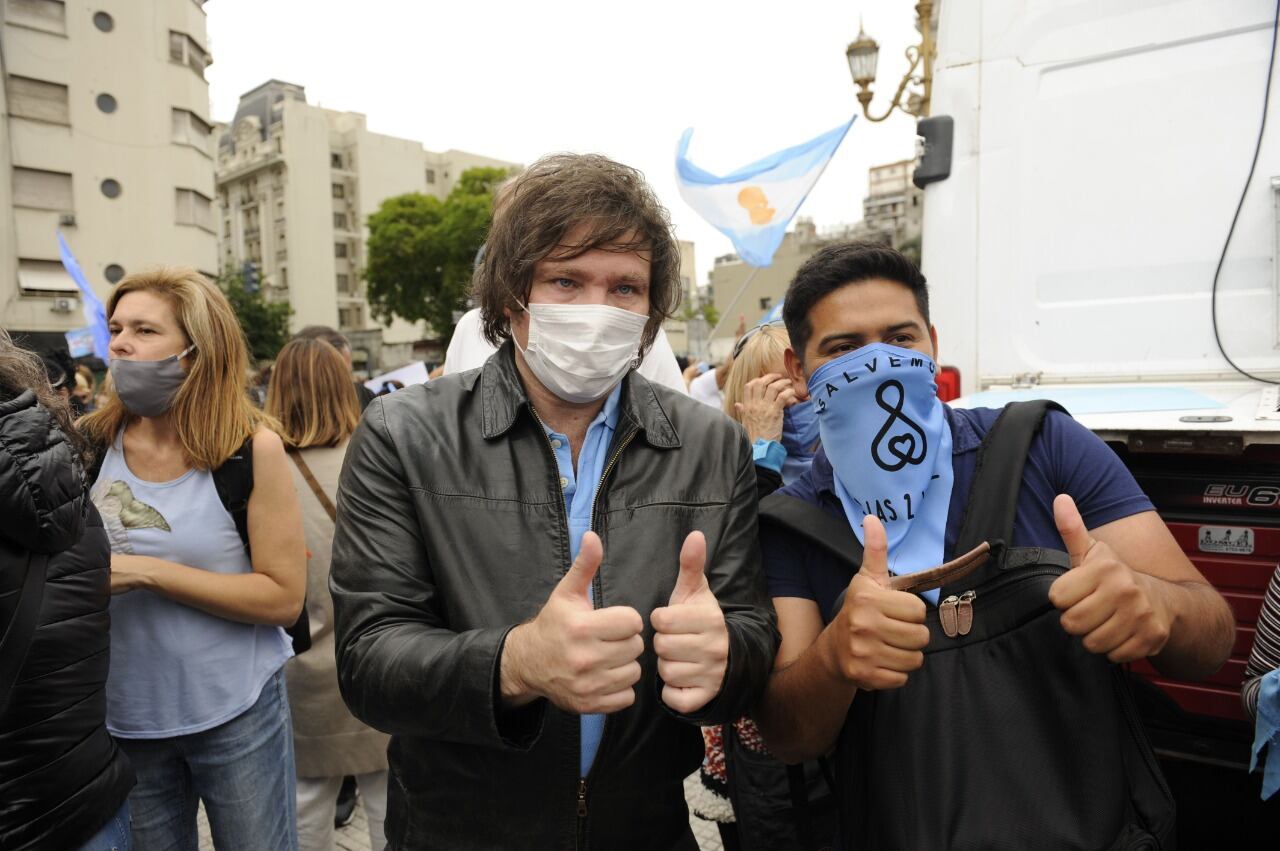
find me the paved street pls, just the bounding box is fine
[197,774,724,850]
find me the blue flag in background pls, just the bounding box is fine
[675,116,855,267]
[56,231,110,360]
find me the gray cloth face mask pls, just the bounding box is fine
[109,345,195,417]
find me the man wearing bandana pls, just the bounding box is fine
[753,242,1235,843]
[328,154,777,850]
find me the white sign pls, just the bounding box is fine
[364,360,429,395]
[1197,526,1255,556]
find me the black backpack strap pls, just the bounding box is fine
[952,400,1068,555]
[759,492,863,571]
[0,552,47,716]
[212,435,255,555]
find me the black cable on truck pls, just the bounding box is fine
[1212,0,1280,385]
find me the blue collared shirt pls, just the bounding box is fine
[541,384,623,777]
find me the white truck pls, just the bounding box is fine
[922,0,1280,838]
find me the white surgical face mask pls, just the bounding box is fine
[517,302,648,403]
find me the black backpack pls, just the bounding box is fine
[88,436,311,654]
[759,400,1175,851]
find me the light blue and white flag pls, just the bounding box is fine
[675,116,855,267]
[56,231,110,360]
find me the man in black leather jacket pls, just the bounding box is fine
[330,154,778,850]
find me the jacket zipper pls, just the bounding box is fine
[575,424,639,847]
[531,403,641,847]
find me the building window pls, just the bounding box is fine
[104,263,124,284]
[425,168,435,184]
[6,75,69,125]
[336,273,349,292]
[339,305,363,329]
[334,243,348,258]
[331,183,345,199]
[95,92,117,113]
[7,0,66,35]
[174,187,213,231]
[17,258,77,295]
[92,10,112,31]
[331,152,343,169]
[333,212,346,229]
[171,108,212,150]
[12,166,73,210]
[759,297,772,310]
[168,30,209,77]
[100,178,121,199]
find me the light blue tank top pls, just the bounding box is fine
[92,430,292,739]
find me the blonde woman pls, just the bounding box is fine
[265,339,390,851]
[721,322,818,492]
[80,268,306,850]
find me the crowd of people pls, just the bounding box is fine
[0,151,1274,851]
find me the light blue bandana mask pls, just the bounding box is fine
[780,400,821,483]
[808,342,954,603]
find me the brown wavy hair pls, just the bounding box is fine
[473,153,681,354]
[265,339,360,449]
[79,267,277,470]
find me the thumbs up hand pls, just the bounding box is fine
[825,515,931,691]
[1047,494,1171,663]
[500,532,645,714]
[651,531,730,715]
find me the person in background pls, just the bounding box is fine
[266,338,391,851]
[93,372,115,414]
[288,328,370,829]
[294,325,376,411]
[80,267,306,851]
[74,364,97,414]
[692,322,829,850]
[721,322,819,492]
[689,317,747,409]
[40,347,80,414]
[1243,565,1280,799]
[0,329,135,851]
[688,356,730,408]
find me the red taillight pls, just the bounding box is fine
[936,366,961,402]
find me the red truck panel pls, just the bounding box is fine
[1131,519,1278,722]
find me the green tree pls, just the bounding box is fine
[679,301,720,329]
[219,271,293,364]
[364,166,514,342]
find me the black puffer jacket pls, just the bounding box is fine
[0,390,133,851]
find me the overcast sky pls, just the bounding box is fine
[205,1,921,286]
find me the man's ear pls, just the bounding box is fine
[929,324,939,362]
[784,347,810,401]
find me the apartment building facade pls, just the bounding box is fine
[0,0,218,352]
[215,80,517,371]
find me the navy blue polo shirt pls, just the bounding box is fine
[762,406,1155,624]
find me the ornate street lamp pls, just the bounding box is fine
[846,1,936,122]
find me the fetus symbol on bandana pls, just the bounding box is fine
[871,380,929,472]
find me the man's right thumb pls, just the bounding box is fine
[557,530,603,599]
[857,515,891,585]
